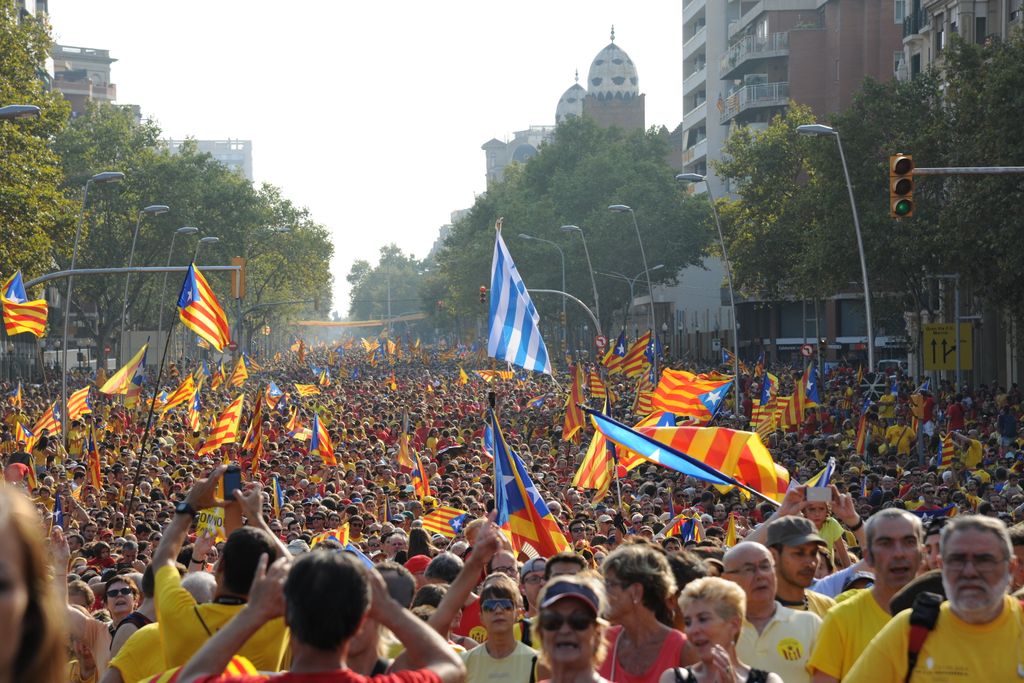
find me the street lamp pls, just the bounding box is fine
[595,264,664,332]
[519,233,567,353]
[607,205,656,334]
[676,173,741,410]
[559,225,602,336]
[796,123,875,370]
[156,227,199,346]
[193,235,220,263]
[62,171,125,442]
[0,104,41,120]
[119,204,170,363]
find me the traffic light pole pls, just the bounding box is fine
[913,166,1024,175]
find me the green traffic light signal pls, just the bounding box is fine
[893,198,913,217]
[889,154,914,218]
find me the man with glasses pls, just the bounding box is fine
[461,574,539,683]
[847,515,1023,681]
[722,542,821,683]
[520,558,546,620]
[808,508,922,682]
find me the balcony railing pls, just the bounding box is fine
[721,32,789,79]
[683,64,707,95]
[682,100,707,133]
[719,82,789,124]
[903,8,929,37]
[681,138,708,166]
[684,24,707,51]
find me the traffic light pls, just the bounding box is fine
[889,154,914,218]
[479,286,487,304]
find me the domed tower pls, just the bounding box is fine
[555,70,586,124]
[583,26,645,130]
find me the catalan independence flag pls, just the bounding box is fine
[411,447,431,500]
[309,413,337,466]
[197,394,245,455]
[32,401,61,437]
[66,386,93,421]
[177,264,231,352]
[227,355,248,387]
[1,271,48,337]
[421,506,470,538]
[601,330,628,375]
[161,374,196,413]
[621,331,652,378]
[293,383,320,397]
[490,409,569,557]
[187,383,202,433]
[7,382,22,409]
[652,369,732,423]
[562,365,585,442]
[100,345,148,395]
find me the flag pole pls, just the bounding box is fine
[36,342,51,402]
[124,325,176,526]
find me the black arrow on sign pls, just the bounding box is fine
[942,338,957,360]
[931,338,938,364]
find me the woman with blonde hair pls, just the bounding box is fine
[533,573,611,683]
[0,486,67,682]
[598,541,693,683]
[658,577,781,683]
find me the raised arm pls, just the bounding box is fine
[153,465,226,570]
[742,485,807,545]
[234,483,290,559]
[426,514,502,637]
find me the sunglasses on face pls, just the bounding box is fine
[539,610,595,631]
[481,598,515,613]
[107,587,133,598]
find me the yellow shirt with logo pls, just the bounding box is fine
[154,564,289,671]
[886,425,916,455]
[846,595,1024,682]
[807,586,890,679]
[737,604,821,683]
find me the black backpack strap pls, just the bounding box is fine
[528,654,538,683]
[673,667,694,683]
[746,670,770,683]
[905,591,943,683]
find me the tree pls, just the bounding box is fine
[432,117,712,339]
[346,245,430,337]
[0,1,74,283]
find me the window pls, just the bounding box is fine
[975,16,987,43]
[894,0,906,23]
[893,50,904,76]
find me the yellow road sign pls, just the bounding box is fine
[923,323,972,371]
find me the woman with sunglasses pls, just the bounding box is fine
[533,574,611,683]
[461,574,542,683]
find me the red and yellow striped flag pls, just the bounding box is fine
[652,369,733,423]
[309,413,336,466]
[562,365,585,442]
[1,271,47,337]
[197,394,245,455]
[67,386,92,421]
[293,383,320,396]
[32,401,61,437]
[411,448,431,500]
[227,355,247,388]
[177,264,231,351]
[621,331,652,378]
[161,375,196,413]
[421,506,469,538]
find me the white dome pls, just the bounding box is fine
[587,38,639,101]
[555,82,586,123]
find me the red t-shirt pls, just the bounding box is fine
[194,668,441,683]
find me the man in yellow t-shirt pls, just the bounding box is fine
[150,465,290,672]
[846,516,1022,682]
[885,417,916,456]
[807,508,924,682]
[724,543,822,683]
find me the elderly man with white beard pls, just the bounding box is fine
[847,515,1024,681]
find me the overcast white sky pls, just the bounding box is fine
[49,1,683,316]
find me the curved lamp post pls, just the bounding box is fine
[676,173,741,409]
[559,225,602,336]
[519,233,566,352]
[62,171,125,441]
[595,264,664,332]
[119,204,170,363]
[796,123,874,370]
[0,104,41,120]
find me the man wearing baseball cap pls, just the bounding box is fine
[765,516,835,618]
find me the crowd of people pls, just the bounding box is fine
[2,345,1023,682]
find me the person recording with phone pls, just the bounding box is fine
[147,463,293,672]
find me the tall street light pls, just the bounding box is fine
[676,173,741,410]
[62,171,125,442]
[560,225,602,336]
[519,233,566,353]
[193,235,220,262]
[797,123,875,370]
[119,204,170,363]
[595,264,665,332]
[156,227,199,347]
[607,205,656,334]
[0,104,41,120]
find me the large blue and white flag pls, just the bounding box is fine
[487,222,552,374]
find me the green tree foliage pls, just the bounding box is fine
[346,245,430,336]
[50,103,333,364]
[431,117,713,337]
[0,1,74,283]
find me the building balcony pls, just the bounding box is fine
[720,31,789,79]
[682,100,707,134]
[683,64,707,96]
[683,0,705,25]
[683,24,707,52]
[719,81,789,124]
[681,138,708,167]
[903,7,929,38]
